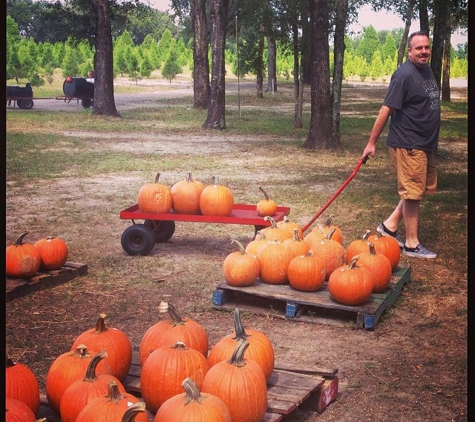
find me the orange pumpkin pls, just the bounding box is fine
[5,358,40,415]
[368,232,401,270]
[139,302,209,366]
[320,215,343,244]
[257,239,294,284]
[202,340,268,422]
[287,251,326,292]
[141,342,210,413]
[277,216,303,240]
[356,243,393,292]
[223,240,260,287]
[304,223,326,245]
[71,313,133,382]
[5,398,36,422]
[34,236,69,270]
[282,228,310,258]
[244,231,269,256]
[256,186,277,217]
[6,232,42,278]
[199,176,234,216]
[345,230,371,263]
[328,256,374,306]
[75,381,148,422]
[154,377,232,422]
[171,171,205,214]
[137,172,172,214]
[260,216,293,242]
[207,308,275,381]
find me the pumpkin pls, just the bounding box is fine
[208,308,275,381]
[223,240,260,287]
[45,344,112,413]
[260,216,293,242]
[171,171,205,214]
[71,313,133,381]
[277,216,303,240]
[320,215,343,244]
[5,358,40,415]
[141,341,210,413]
[368,232,401,270]
[256,186,277,217]
[202,340,268,422]
[75,381,148,422]
[356,243,393,292]
[345,230,371,263]
[60,351,126,422]
[282,228,310,258]
[6,232,42,278]
[287,250,326,292]
[154,377,232,422]
[139,302,209,366]
[5,398,36,422]
[199,176,234,216]
[34,236,69,270]
[256,239,294,284]
[303,224,326,246]
[305,228,345,280]
[328,256,374,306]
[244,231,269,256]
[137,172,172,214]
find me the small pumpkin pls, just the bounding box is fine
[223,240,260,287]
[71,313,133,381]
[154,377,232,422]
[5,358,40,415]
[328,256,374,306]
[139,302,209,366]
[6,232,42,278]
[141,341,210,413]
[257,239,294,284]
[34,236,69,270]
[244,231,269,256]
[5,398,37,422]
[356,243,393,292]
[282,228,310,258]
[345,230,371,264]
[287,250,326,292]
[199,176,234,216]
[368,232,401,270]
[256,186,277,217]
[137,172,172,214]
[277,216,303,240]
[170,171,205,214]
[260,216,293,242]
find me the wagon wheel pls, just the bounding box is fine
[121,224,155,256]
[144,220,176,243]
[20,98,34,109]
[81,98,93,108]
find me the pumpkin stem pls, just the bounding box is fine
[258,186,270,201]
[182,377,203,405]
[232,308,248,341]
[84,351,108,382]
[348,255,361,269]
[324,214,335,227]
[186,171,193,183]
[231,239,246,255]
[166,303,185,326]
[94,313,108,333]
[362,230,371,240]
[121,402,146,422]
[74,344,91,358]
[368,242,377,255]
[263,216,277,228]
[6,358,15,368]
[324,227,336,241]
[171,341,187,350]
[292,228,300,241]
[211,175,219,186]
[254,230,266,241]
[227,339,250,367]
[106,380,126,404]
[14,232,29,246]
[154,172,161,183]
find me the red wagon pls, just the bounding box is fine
[119,204,291,256]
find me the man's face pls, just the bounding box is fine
[407,35,431,67]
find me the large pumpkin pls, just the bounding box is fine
[328,256,374,306]
[356,243,393,292]
[5,398,36,422]
[202,340,268,422]
[71,313,133,381]
[368,232,401,270]
[171,171,205,214]
[6,232,42,278]
[139,302,209,366]
[141,342,210,413]
[199,176,234,216]
[207,308,275,381]
[154,377,232,422]
[256,186,277,217]
[287,251,326,292]
[256,239,294,284]
[34,236,69,270]
[223,240,260,287]
[137,172,172,214]
[5,358,40,415]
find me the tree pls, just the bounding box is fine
[203,0,229,130]
[357,26,381,64]
[162,47,182,83]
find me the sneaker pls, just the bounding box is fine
[377,223,404,248]
[403,244,437,259]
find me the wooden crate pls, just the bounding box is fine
[212,265,411,330]
[6,262,88,302]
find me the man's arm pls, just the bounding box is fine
[361,105,393,159]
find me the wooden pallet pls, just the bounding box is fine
[212,265,411,330]
[6,262,88,302]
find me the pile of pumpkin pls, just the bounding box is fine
[6,305,274,422]
[222,215,401,307]
[6,232,70,279]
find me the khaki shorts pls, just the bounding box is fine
[389,147,437,200]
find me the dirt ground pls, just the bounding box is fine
[5,79,468,421]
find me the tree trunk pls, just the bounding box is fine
[190,0,210,109]
[418,0,430,34]
[92,0,119,117]
[441,18,452,101]
[330,0,348,144]
[266,35,277,93]
[293,21,302,129]
[300,3,312,85]
[397,0,415,67]
[431,0,449,91]
[203,0,229,130]
[303,0,336,150]
[256,28,264,99]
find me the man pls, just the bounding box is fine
[361,31,440,259]
[86,70,95,83]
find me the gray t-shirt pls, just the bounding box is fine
[384,59,440,151]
